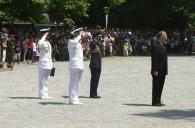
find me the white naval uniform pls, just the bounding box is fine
[68,35,84,104]
[38,34,52,98]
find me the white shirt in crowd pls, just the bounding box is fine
[33,42,37,52]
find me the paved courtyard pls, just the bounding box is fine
[0,56,195,128]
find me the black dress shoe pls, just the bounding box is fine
[152,103,166,106]
[90,95,101,99]
[160,103,166,106]
[152,103,162,106]
[160,101,166,106]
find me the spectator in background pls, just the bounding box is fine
[1,37,8,68]
[0,28,8,68]
[26,37,34,64]
[22,37,29,62]
[32,39,37,63]
[7,34,15,70]
[14,36,21,64]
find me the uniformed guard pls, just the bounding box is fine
[89,33,102,98]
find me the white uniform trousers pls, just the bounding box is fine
[69,68,83,104]
[2,49,6,62]
[38,68,51,98]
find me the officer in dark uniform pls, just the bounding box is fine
[89,33,102,98]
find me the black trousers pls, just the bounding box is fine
[90,68,101,97]
[152,75,166,104]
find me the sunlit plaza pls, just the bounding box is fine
[0,56,195,128]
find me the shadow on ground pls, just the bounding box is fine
[131,109,195,122]
[62,96,89,99]
[0,68,10,72]
[38,102,68,105]
[9,97,39,99]
[123,103,151,107]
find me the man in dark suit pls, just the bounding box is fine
[151,31,168,106]
[89,33,102,98]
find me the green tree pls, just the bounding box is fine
[0,0,90,26]
[47,0,90,27]
[0,0,49,23]
[0,0,14,22]
[110,0,195,29]
[1,0,194,29]
[107,0,126,7]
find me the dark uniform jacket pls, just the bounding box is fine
[89,38,102,69]
[151,41,168,76]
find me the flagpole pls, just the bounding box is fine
[104,7,110,30]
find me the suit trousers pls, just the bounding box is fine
[152,75,166,104]
[38,68,51,98]
[69,68,83,104]
[90,68,101,97]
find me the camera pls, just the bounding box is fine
[82,32,92,39]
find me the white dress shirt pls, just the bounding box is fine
[68,35,84,70]
[38,34,52,69]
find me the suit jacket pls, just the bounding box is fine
[89,38,102,69]
[68,35,84,70]
[38,34,52,69]
[151,41,168,76]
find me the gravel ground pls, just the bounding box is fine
[0,56,195,128]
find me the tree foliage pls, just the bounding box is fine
[47,0,90,27]
[0,0,90,27]
[0,0,47,23]
[109,0,195,29]
[0,0,194,29]
[107,0,126,7]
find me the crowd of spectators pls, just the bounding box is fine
[0,26,194,67]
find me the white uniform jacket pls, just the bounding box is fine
[68,35,84,70]
[38,34,52,69]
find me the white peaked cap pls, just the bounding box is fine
[40,28,51,32]
[71,27,83,34]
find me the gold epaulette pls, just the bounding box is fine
[91,48,100,53]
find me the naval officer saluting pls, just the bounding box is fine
[37,28,52,99]
[68,28,84,105]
